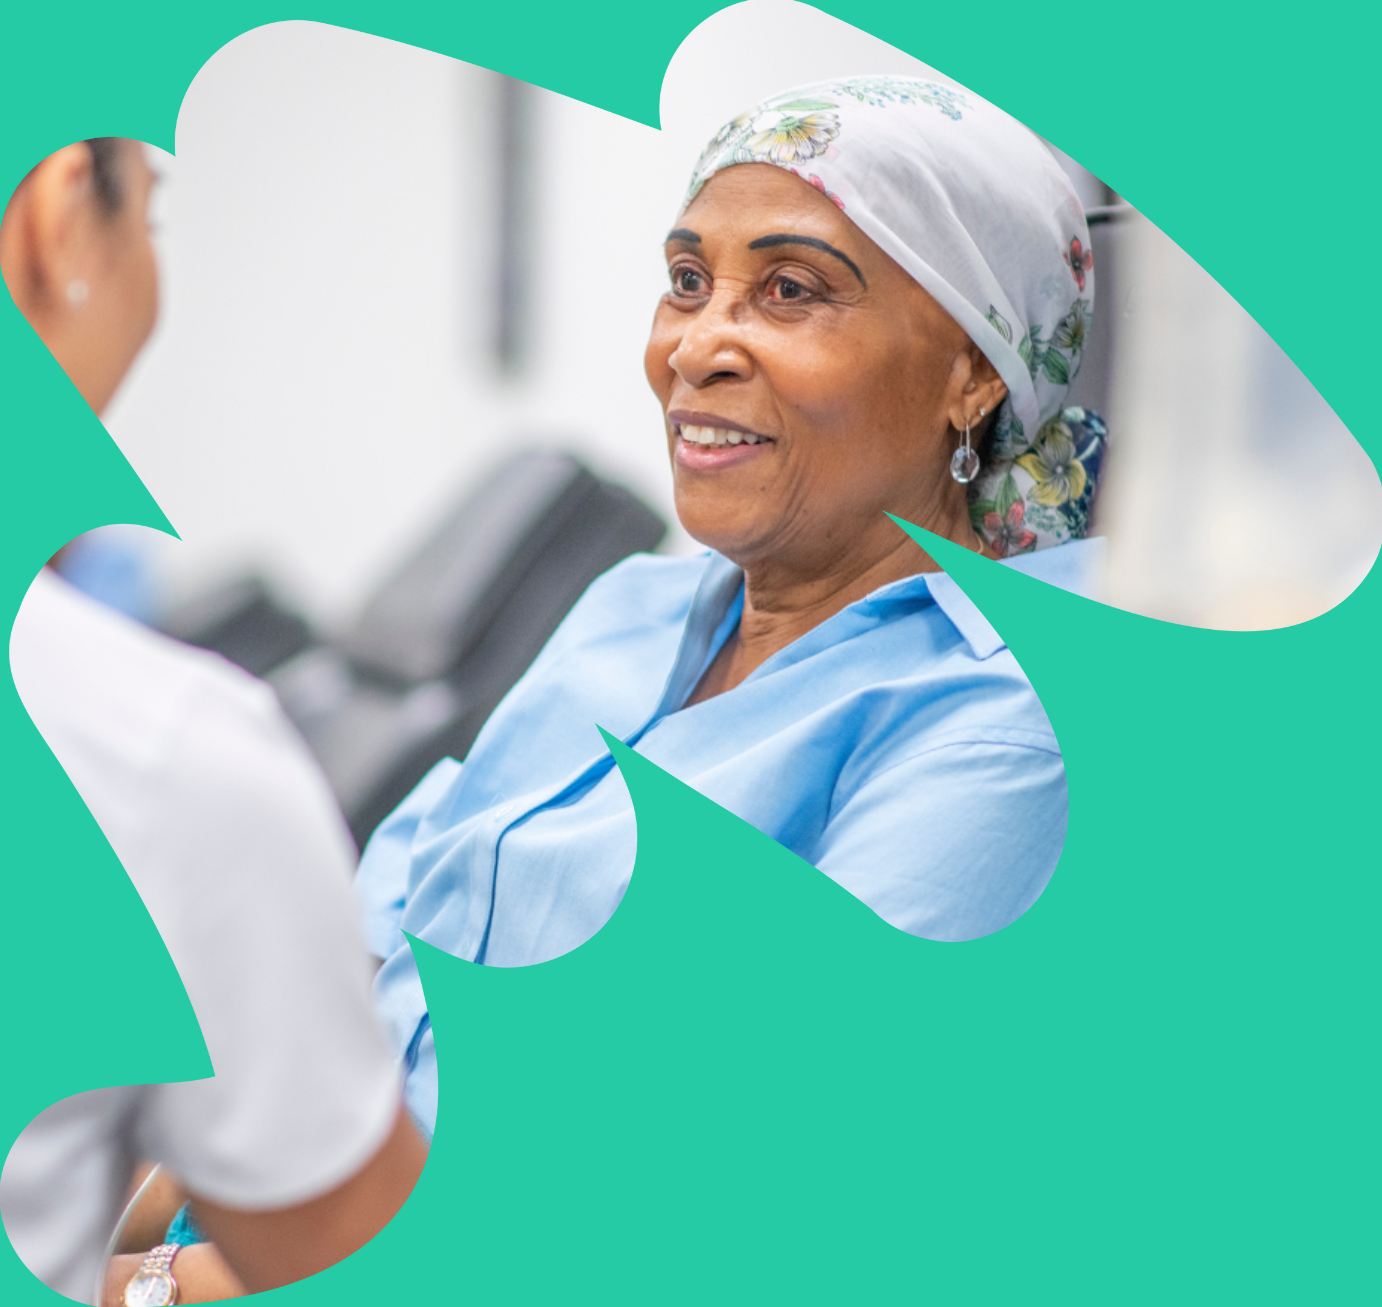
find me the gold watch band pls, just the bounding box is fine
[122,1242,180,1307]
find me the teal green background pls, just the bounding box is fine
[2,3,1375,1302]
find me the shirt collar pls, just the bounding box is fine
[646,553,745,722]
[920,572,1006,659]
[839,566,1005,659]
[664,551,1006,684]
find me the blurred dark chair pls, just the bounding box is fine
[161,450,666,847]
[160,575,314,679]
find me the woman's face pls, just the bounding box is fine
[645,163,1004,574]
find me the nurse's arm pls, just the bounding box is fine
[188,1103,426,1294]
[101,1105,425,1303]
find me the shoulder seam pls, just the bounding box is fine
[828,735,1063,824]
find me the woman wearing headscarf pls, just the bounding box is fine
[359,76,1109,1135]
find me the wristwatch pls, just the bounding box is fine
[122,1243,180,1306]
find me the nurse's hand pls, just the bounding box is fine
[102,1243,247,1304]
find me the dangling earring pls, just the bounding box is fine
[950,415,980,484]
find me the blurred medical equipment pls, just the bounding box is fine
[160,450,666,846]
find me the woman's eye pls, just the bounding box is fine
[671,267,705,295]
[771,275,813,302]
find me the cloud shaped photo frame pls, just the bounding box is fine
[2,3,1378,1305]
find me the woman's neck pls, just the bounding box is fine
[687,490,984,706]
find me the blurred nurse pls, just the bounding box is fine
[1,139,426,1306]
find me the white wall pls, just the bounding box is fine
[99,7,954,630]
[108,22,666,630]
[99,3,1379,632]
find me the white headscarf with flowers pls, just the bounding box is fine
[681,75,1104,555]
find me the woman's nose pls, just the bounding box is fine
[667,286,753,388]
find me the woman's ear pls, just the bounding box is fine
[1,144,96,321]
[3,140,158,416]
[945,342,1008,432]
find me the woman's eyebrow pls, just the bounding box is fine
[747,233,866,288]
[665,228,702,244]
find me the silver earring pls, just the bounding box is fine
[66,280,89,306]
[950,417,980,484]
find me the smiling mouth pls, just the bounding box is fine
[673,421,774,448]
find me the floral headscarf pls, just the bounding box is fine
[682,75,1105,554]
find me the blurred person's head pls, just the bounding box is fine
[1,138,158,415]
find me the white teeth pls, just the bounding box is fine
[679,424,766,448]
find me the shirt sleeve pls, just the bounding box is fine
[132,676,402,1209]
[355,758,462,961]
[811,738,1068,943]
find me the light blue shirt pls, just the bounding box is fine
[358,539,1102,1134]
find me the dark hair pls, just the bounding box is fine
[85,138,125,215]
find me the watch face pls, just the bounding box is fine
[124,1268,176,1307]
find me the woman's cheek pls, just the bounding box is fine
[776,367,869,441]
[642,324,675,397]
[644,335,671,397]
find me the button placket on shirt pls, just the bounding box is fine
[475,555,745,965]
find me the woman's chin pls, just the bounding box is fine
[672,503,776,566]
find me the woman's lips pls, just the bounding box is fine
[670,417,776,470]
